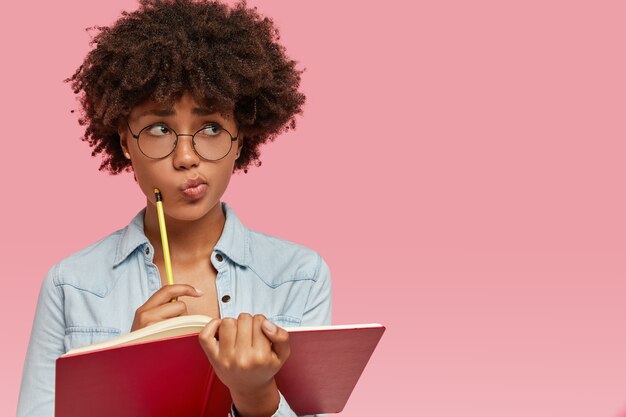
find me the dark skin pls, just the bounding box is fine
[121,92,290,417]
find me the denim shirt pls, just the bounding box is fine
[17,202,332,417]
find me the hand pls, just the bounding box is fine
[131,284,204,331]
[198,313,291,417]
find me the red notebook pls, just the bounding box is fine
[55,317,385,417]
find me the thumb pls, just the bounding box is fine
[198,318,221,360]
[261,320,291,362]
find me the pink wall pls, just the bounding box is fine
[2,1,625,416]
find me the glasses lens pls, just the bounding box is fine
[138,124,177,159]
[193,124,233,161]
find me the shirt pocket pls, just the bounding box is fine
[64,326,121,352]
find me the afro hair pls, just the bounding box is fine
[66,0,306,174]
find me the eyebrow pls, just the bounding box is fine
[133,107,218,121]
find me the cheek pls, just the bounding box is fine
[201,160,235,197]
[209,168,234,197]
[130,163,162,200]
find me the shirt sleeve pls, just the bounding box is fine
[16,264,66,417]
[230,253,333,417]
[230,391,313,417]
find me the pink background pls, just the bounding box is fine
[2,1,626,416]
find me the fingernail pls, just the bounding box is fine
[194,287,204,295]
[262,319,277,334]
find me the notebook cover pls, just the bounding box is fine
[55,324,385,417]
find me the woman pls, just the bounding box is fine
[17,1,331,416]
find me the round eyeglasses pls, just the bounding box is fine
[126,121,239,161]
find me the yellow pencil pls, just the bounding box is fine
[154,189,176,296]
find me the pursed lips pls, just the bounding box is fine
[180,177,207,191]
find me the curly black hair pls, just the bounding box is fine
[65,0,306,174]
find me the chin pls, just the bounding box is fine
[166,199,221,222]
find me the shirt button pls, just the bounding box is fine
[215,254,223,262]
[221,295,231,303]
[145,247,150,255]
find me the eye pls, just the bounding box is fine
[145,124,171,137]
[201,123,222,136]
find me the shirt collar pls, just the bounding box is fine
[113,202,250,268]
[215,202,250,266]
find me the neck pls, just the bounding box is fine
[143,201,226,264]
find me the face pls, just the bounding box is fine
[119,92,243,222]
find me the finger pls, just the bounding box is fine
[251,314,271,350]
[136,300,188,327]
[199,318,221,359]
[261,320,291,363]
[143,284,203,309]
[218,317,237,358]
[235,313,253,350]
[148,300,188,321]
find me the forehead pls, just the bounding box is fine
[129,93,233,121]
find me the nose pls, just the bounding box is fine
[172,134,200,170]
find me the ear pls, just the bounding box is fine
[235,135,244,159]
[118,125,131,160]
